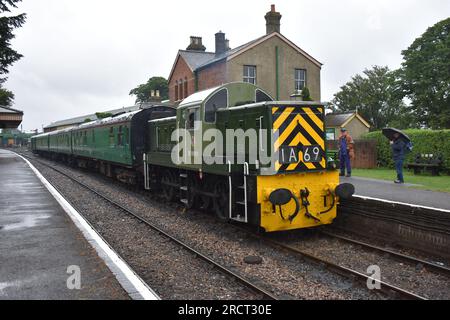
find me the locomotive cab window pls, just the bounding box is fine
[255,89,273,103]
[204,89,228,123]
[186,108,200,130]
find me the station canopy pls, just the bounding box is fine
[0,106,23,129]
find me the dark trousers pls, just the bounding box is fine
[340,152,351,175]
[395,159,404,182]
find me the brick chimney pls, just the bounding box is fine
[215,31,227,55]
[186,36,206,51]
[265,4,281,34]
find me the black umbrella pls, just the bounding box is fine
[382,128,411,142]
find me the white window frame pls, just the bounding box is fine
[243,65,257,85]
[295,69,306,92]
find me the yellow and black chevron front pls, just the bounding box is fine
[272,105,326,172]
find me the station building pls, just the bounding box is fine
[0,106,23,130]
[168,5,322,104]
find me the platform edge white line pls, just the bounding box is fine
[354,194,450,213]
[16,152,160,300]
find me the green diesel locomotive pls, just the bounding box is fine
[32,82,353,232]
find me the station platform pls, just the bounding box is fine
[0,149,156,299]
[342,176,450,211]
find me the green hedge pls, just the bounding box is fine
[363,129,450,172]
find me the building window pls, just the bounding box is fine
[295,69,306,92]
[184,77,188,99]
[175,81,179,101]
[243,65,256,84]
[179,78,183,100]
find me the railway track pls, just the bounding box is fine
[319,230,450,276]
[22,153,277,300]
[230,225,428,300]
[21,151,442,300]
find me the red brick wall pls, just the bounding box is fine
[197,61,227,91]
[168,55,196,103]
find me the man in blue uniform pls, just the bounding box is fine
[338,128,354,177]
[391,133,406,184]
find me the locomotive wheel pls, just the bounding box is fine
[213,180,230,221]
[161,170,176,202]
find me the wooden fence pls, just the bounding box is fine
[326,139,377,169]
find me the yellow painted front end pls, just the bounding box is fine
[257,170,340,232]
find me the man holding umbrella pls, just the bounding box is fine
[382,128,412,184]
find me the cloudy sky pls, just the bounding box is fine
[5,0,450,131]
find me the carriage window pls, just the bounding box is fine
[109,127,115,146]
[118,126,123,146]
[204,89,228,123]
[256,89,273,102]
[124,126,129,145]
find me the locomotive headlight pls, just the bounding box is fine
[327,157,336,170]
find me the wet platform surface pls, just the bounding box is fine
[0,149,129,299]
[342,176,450,211]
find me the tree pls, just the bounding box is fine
[399,17,450,129]
[0,0,26,106]
[330,66,409,130]
[129,76,168,104]
[0,81,14,106]
[301,87,312,101]
[95,112,113,119]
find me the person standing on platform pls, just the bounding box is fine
[391,132,406,184]
[338,128,354,177]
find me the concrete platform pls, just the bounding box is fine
[342,176,450,211]
[0,149,151,299]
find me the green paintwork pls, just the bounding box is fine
[147,82,273,176]
[71,121,133,166]
[275,46,280,100]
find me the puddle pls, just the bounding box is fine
[1,214,51,231]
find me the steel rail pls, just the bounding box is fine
[320,230,450,276]
[260,235,427,300]
[230,224,427,300]
[22,153,278,301]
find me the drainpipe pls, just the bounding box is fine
[194,70,199,92]
[275,46,280,100]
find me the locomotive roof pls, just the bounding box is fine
[179,86,221,106]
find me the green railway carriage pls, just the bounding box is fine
[33,132,50,153]
[48,127,73,155]
[145,82,353,232]
[31,106,176,183]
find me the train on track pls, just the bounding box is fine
[31,82,354,232]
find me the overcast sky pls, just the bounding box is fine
[5,0,450,131]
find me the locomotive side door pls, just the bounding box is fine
[185,106,201,167]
